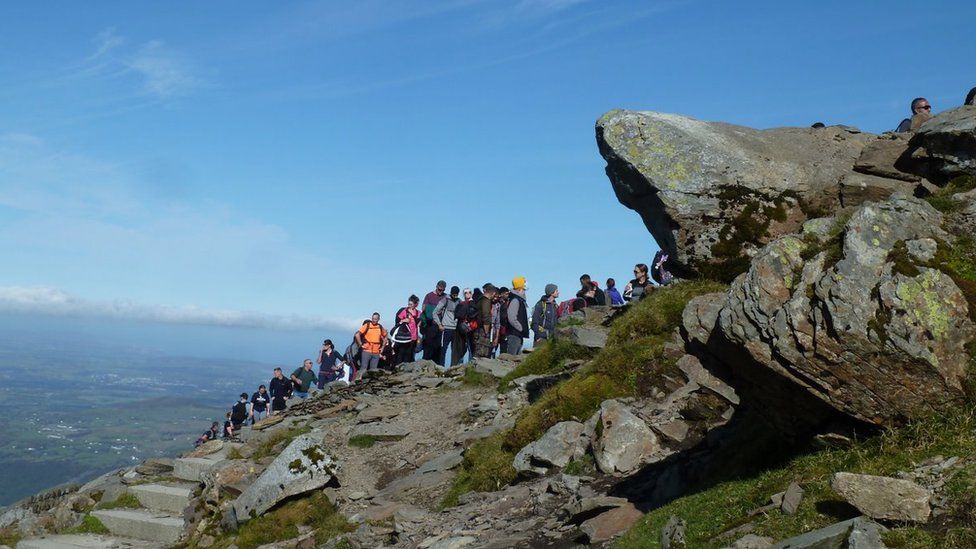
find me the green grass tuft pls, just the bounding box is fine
[440,430,517,509]
[497,338,595,389]
[250,424,312,461]
[348,435,380,448]
[95,492,141,510]
[0,526,22,547]
[925,175,976,213]
[458,366,496,387]
[64,514,111,535]
[233,491,353,548]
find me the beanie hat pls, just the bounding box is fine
[545,284,558,297]
[450,285,460,296]
[512,276,527,290]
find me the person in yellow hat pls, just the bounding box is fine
[504,276,530,355]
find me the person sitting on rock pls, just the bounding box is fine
[290,359,317,399]
[606,278,624,306]
[577,281,599,306]
[250,385,270,424]
[966,87,976,106]
[896,97,932,132]
[269,367,291,414]
[230,393,249,429]
[624,263,653,302]
[532,284,559,342]
[195,422,220,446]
[578,274,606,305]
[223,412,234,438]
[316,339,344,389]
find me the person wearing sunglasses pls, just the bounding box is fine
[895,97,932,133]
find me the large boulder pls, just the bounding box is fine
[910,106,976,179]
[232,434,337,521]
[831,472,931,522]
[714,194,975,427]
[595,110,922,279]
[513,421,590,476]
[593,400,664,475]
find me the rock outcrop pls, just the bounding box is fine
[595,109,967,281]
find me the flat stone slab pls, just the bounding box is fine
[16,534,165,548]
[128,484,193,514]
[470,358,516,378]
[357,406,401,423]
[350,423,410,440]
[172,457,224,482]
[90,509,184,544]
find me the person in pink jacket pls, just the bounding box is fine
[391,295,421,367]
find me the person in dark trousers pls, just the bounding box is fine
[606,278,624,306]
[316,339,343,388]
[250,385,270,423]
[356,313,389,376]
[896,97,932,132]
[504,277,529,355]
[195,422,220,446]
[474,284,497,358]
[291,359,317,398]
[578,274,606,305]
[421,281,447,361]
[492,286,510,357]
[624,263,653,302]
[269,367,291,414]
[452,288,475,366]
[230,393,249,430]
[533,284,560,342]
[392,295,422,366]
[434,286,460,366]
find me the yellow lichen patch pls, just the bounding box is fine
[896,269,952,340]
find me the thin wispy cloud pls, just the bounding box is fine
[0,286,359,332]
[125,40,200,98]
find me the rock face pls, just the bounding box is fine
[831,472,931,522]
[593,400,663,475]
[597,110,890,278]
[910,106,976,179]
[513,421,590,476]
[232,434,337,521]
[714,195,975,427]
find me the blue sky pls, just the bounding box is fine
[0,0,974,336]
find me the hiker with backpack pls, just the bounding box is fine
[230,393,249,430]
[391,295,422,366]
[474,284,497,358]
[420,280,447,361]
[452,288,476,365]
[355,313,389,375]
[624,263,654,302]
[433,286,461,366]
[504,277,530,355]
[533,284,560,342]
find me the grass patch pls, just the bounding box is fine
[497,338,595,389]
[0,527,21,547]
[234,491,353,549]
[563,453,597,476]
[440,430,517,509]
[95,492,141,510]
[458,366,496,387]
[614,405,976,548]
[348,435,380,449]
[251,424,312,461]
[925,175,976,213]
[63,514,111,535]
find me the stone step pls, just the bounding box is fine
[16,534,165,548]
[127,484,194,514]
[172,457,223,482]
[90,509,185,545]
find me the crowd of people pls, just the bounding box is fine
[193,88,976,446]
[194,255,673,446]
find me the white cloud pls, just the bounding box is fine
[86,28,126,63]
[0,286,359,332]
[125,40,199,98]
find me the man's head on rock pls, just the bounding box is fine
[911,97,931,115]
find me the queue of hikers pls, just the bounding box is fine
[195,255,673,445]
